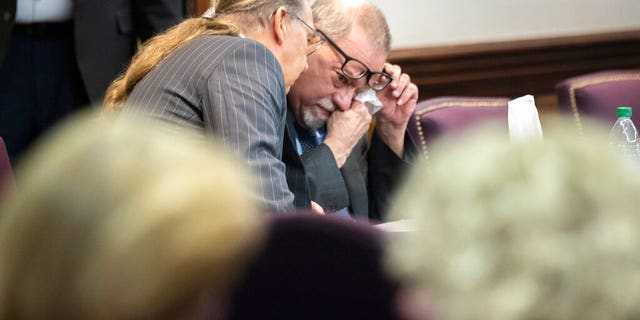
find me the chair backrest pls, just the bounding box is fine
[407,96,510,158]
[556,70,640,134]
[227,213,400,320]
[0,137,13,202]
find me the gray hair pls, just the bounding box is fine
[213,0,310,32]
[312,0,391,52]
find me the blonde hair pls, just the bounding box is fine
[386,118,640,320]
[312,0,391,52]
[103,0,308,110]
[0,111,265,320]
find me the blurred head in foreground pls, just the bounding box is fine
[0,111,265,320]
[386,118,640,320]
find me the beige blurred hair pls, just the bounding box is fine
[0,111,265,320]
[387,118,640,320]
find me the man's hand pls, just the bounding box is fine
[375,63,419,157]
[311,201,325,215]
[323,101,371,168]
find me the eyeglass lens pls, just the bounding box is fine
[342,59,368,78]
[316,30,391,90]
[343,60,391,91]
[369,73,390,91]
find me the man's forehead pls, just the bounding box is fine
[335,25,388,71]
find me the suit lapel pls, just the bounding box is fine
[283,110,311,207]
[340,136,369,218]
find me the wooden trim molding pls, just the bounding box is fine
[189,0,210,17]
[389,30,640,112]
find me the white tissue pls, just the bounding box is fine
[354,89,383,115]
[202,8,215,18]
[508,94,543,143]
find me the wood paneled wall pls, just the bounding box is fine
[388,30,640,113]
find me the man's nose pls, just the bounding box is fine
[333,87,358,111]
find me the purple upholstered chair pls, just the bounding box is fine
[556,70,640,133]
[407,96,510,158]
[0,137,14,203]
[227,213,400,320]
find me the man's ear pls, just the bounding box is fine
[271,7,288,45]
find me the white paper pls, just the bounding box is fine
[354,89,383,115]
[508,94,543,143]
[375,219,417,233]
[202,8,215,18]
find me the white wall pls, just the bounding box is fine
[366,0,640,49]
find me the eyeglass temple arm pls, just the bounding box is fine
[316,30,351,60]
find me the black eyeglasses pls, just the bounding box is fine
[316,30,392,91]
[290,13,325,56]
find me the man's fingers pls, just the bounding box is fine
[311,201,325,215]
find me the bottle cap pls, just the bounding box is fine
[617,106,632,118]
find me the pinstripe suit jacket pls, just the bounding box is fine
[283,110,414,220]
[125,35,295,213]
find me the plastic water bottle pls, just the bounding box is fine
[609,106,640,162]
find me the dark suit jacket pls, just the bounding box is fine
[0,0,184,102]
[283,111,415,220]
[0,1,16,66]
